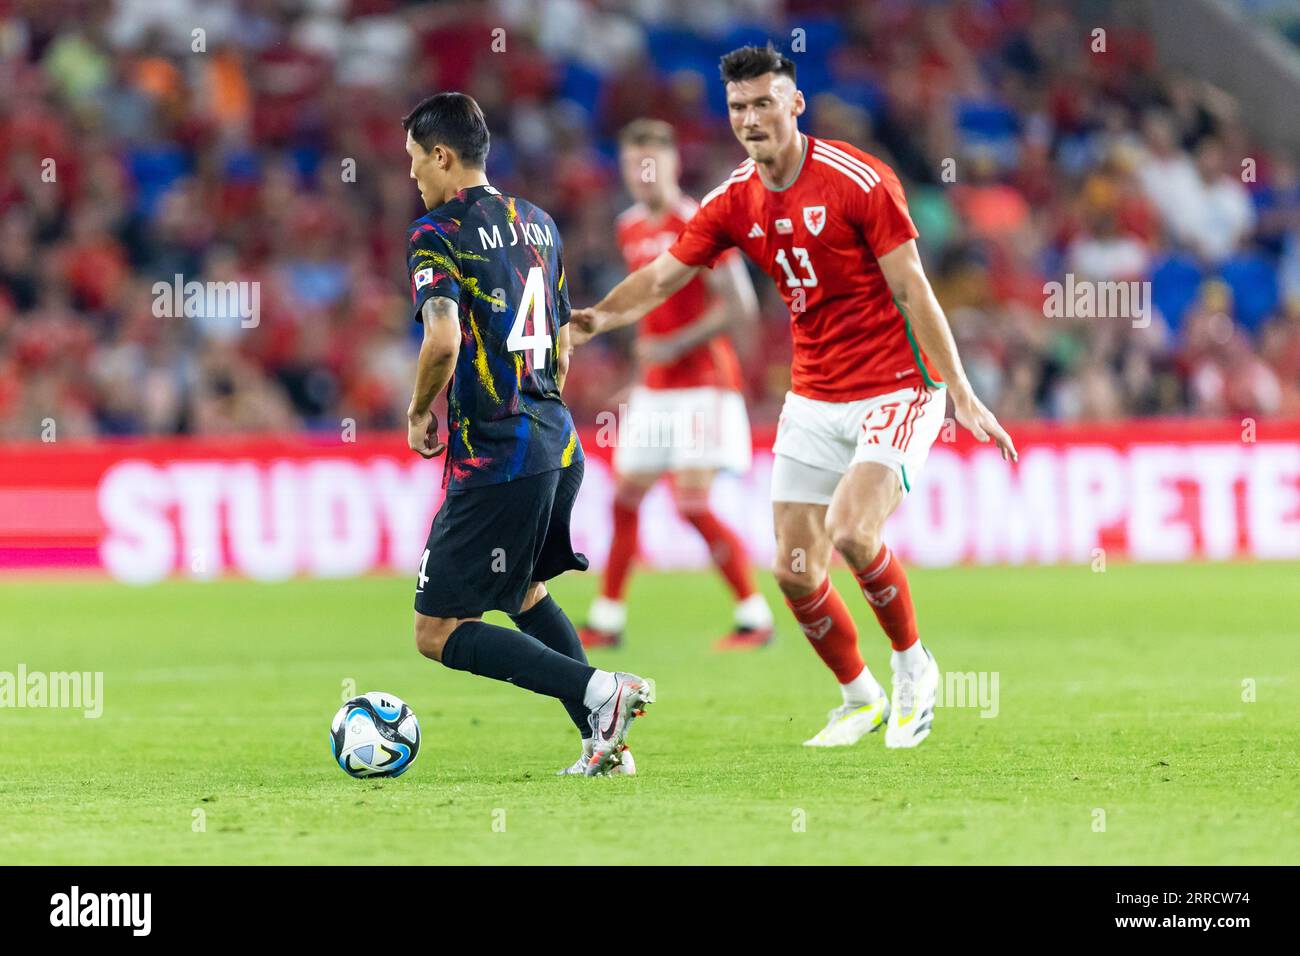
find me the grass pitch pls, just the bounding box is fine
[0,562,1295,865]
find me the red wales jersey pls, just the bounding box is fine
[668,136,941,402]
[616,197,742,391]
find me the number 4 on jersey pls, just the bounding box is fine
[507,265,553,366]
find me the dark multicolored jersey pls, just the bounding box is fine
[407,184,583,490]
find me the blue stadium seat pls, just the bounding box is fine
[787,17,839,96]
[791,18,843,58]
[290,145,322,179]
[956,98,1020,143]
[222,148,260,183]
[1219,252,1280,333]
[646,27,712,75]
[126,145,190,218]
[1150,253,1203,334]
[559,61,605,119]
[485,138,518,181]
[828,80,885,120]
[718,24,777,55]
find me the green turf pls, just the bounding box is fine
[0,563,1295,865]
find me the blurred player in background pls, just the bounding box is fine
[579,119,775,652]
[401,92,653,776]
[574,47,1017,751]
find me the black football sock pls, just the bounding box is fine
[441,620,595,704]
[510,595,592,739]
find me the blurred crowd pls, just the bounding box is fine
[2,0,1300,443]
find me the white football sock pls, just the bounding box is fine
[840,666,885,706]
[892,642,928,676]
[733,593,774,630]
[588,596,627,633]
[582,670,618,711]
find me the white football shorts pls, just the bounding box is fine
[770,384,948,505]
[612,385,753,475]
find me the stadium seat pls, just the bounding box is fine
[1150,253,1204,334]
[559,61,605,120]
[1219,252,1281,333]
[126,145,191,218]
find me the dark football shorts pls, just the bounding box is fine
[414,460,589,619]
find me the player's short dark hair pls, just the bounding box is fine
[618,118,676,149]
[402,92,490,168]
[718,43,796,85]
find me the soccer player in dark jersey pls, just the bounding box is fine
[401,92,653,776]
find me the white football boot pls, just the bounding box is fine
[803,697,891,747]
[557,739,636,776]
[885,646,939,749]
[585,672,655,776]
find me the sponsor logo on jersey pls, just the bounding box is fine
[414,267,434,290]
[747,222,765,238]
[803,205,827,236]
[775,218,793,234]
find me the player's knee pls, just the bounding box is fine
[771,554,821,598]
[828,521,881,569]
[414,615,453,662]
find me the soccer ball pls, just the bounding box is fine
[330,692,420,778]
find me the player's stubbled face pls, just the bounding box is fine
[405,132,443,209]
[727,74,802,163]
[619,144,678,206]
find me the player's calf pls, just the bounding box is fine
[826,462,923,655]
[825,461,900,570]
[770,499,834,600]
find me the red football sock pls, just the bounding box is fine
[601,498,639,601]
[784,577,865,683]
[681,507,756,600]
[853,544,919,651]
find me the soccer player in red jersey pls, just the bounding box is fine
[579,119,774,652]
[574,46,1017,750]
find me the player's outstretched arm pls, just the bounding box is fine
[637,252,759,365]
[407,296,460,459]
[571,251,701,343]
[878,240,1018,462]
